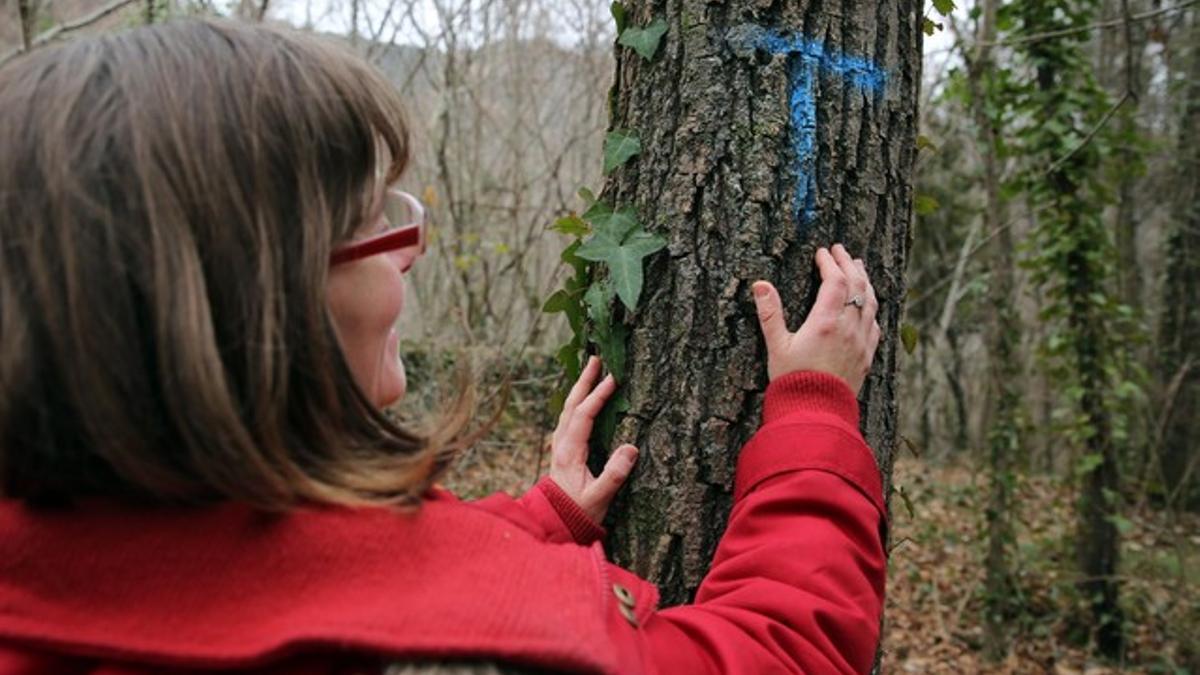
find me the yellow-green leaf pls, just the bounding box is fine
[914,194,940,216]
[901,323,919,354]
[932,0,956,16]
[551,214,590,237]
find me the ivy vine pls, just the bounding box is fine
[542,6,669,446]
[923,0,957,36]
[543,142,665,425]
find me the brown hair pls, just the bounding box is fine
[0,18,464,509]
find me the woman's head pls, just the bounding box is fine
[328,166,431,408]
[0,18,453,508]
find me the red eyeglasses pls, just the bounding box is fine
[330,189,428,268]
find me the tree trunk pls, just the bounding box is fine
[1111,8,1144,314]
[941,326,969,453]
[17,0,38,52]
[963,0,1021,659]
[593,0,920,608]
[1159,10,1200,510]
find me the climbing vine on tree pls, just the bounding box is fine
[1001,0,1144,658]
[542,7,668,448]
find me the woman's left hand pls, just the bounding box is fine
[549,356,640,524]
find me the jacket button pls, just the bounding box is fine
[612,583,636,608]
[618,601,639,627]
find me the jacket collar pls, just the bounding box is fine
[0,496,614,673]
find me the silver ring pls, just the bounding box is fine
[845,295,865,308]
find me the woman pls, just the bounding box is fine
[0,18,886,675]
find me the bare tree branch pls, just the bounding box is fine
[1149,357,1199,510]
[927,0,1199,55]
[987,0,1198,48]
[1,0,140,66]
[1044,90,1132,176]
[912,214,1017,307]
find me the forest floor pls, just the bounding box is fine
[437,390,1199,675]
[884,457,1197,674]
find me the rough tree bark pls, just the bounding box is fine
[592,0,921,608]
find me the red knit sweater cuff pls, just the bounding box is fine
[762,370,861,428]
[536,477,606,546]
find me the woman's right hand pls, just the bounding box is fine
[751,243,881,395]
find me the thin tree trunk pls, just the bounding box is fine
[17,0,38,51]
[1159,10,1200,510]
[963,0,1021,659]
[1112,0,1143,312]
[594,0,920,611]
[932,213,983,456]
[920,345,934,454]
[941,326,969,453]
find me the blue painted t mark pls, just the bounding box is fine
[731,26,888,229]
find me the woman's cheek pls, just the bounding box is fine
[325,260,406,403]
[375,265,408,405]
[376,328,407,406]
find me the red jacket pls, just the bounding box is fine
[0,371,886,674]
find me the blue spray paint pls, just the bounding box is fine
[731,26,888,230]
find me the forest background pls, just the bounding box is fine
[2,0,1197,672]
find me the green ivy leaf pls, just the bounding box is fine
[617,18,667,61]
[582,202,638,241]
[542,289,574,314]
[1109,514,1134,535]
[551,214,591,237]
[1075,453,1104,476]
[932,0,956,15]
[577,228,666,310]
[995,9,1013,32]
[923,17,942,35]
[901,323,919,354]
[916,135,937,152]
[544,288,585,334]
[577,187,597,206]
[555,336,583,383]
[914,194,940,216]
[603,130,642,175]
[613,392,631,413]
[593,383,628,449]
[584,279,615,331]
[595,322,629,384]
[561,239,587,275]
[610,1,628,34]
